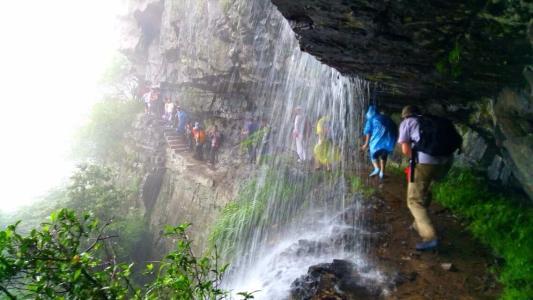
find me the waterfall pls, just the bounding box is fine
[137,0,387,297]
[210,1,385,298]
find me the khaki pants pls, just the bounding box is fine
[407,163,451,241]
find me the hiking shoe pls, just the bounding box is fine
[379,170,384,180]
[369,168,380,177]
[415,239,438,251]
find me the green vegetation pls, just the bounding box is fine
[436,41,462,79]
[208,177,270,259]
[0,187,69,233]
[0,210,253,299]
[349,176,376,198]
[1,164,145,264]
[209,168,321,260]
[239,127,268,153]
[73,99,143,164]
[433,169,533,299]
[434,0,531,79]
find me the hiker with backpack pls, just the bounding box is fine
[397,105,462,251]
[185,121,194,151]
[361,105,398,180]
[193,122,206,161]
[208,125,222,165]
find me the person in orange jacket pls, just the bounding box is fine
[193,122,206,160]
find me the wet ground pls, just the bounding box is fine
[364,169,501,299]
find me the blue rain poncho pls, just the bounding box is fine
[363,106,397,159]
[176,110,188,133]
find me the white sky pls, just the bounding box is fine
[0,1,127,212]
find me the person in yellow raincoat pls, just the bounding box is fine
[313,116,340,170]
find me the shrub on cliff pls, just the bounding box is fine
[0,209,254,299]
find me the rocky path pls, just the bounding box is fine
[163,128,226,186]
[160,122,500,299]
[366,171,501,299]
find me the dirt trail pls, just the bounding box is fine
[363,170,501,299]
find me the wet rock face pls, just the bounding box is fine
[493,89,533,200]
[291,260,382,300]
[271,0,531,106]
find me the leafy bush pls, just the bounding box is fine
[145,224,253,299]
[433,169,533,299]
[0,209,133,299]
[0,210,253,299]
[239,128,268,153]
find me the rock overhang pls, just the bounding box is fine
[271,0,532,108]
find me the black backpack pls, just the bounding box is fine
[412,115,462,156]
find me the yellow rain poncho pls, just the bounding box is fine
[313,139,340,166]
[314,116,340,165]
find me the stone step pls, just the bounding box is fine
[165,134,179,139]
[169,143,186,149]
[171,144,189,149]
[169,138,186,143]
[163,128,176,133]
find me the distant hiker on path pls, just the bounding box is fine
[313,115,340,171]
[193,122,206,161]
[398,105,462,251]
[185,121,194,151]
[176,106,188,134]
[209,125,222,165]
[257,117,271,164]
[361,105,397,180]
[242,116,259,163]
[292,106,310,162]
[143,88,152,114]
[164,97,174,122]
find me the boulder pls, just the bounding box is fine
[494,90,533,201]
[290,260,382,300]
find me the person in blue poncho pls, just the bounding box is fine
[361,105,398,180]
[175,106,188,135]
